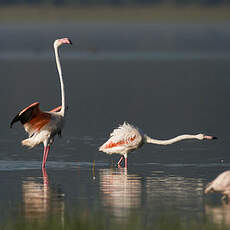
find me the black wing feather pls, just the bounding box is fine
[10,102,40,128]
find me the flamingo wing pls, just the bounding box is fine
[49,106,62,113]
[49,105,62,137]
[99,122,142,151]
[10,102,41,128]
[49,105,69,113]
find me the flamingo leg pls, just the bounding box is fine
[44,146,50,166]
[125,157,127,168]
[117,156,124,166]
[42,167,49,185]
[42,146,47,168]
[42,146,50,168]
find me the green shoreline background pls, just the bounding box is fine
[0,4,230,22]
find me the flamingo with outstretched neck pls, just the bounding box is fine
[99,122,217,168]
[10,38,72,168]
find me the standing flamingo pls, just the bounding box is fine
[10,38,72,168]
[205,171,230,202]
[99,122,217,168]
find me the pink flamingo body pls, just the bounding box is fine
[10,38,72,168]
[99,122,216,168]
[205,170,230,202]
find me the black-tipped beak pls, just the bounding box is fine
[204,135,218,140]
[69,39,73,45]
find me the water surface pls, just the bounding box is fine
[0,22,230,226]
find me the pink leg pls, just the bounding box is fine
[125,157,127,168]
[42,146,50,168]
[42,146,47,168]
[117,156,124,166]
[44,146,50,165]
[42,167,49,185]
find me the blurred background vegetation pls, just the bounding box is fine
[0,2,229,22]
[0,0,229,22]
[0,0,229,5]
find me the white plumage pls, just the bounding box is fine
[99,122,216,168]
[205,170,230,201]
[99,122,143,155]
[22,112,64,148]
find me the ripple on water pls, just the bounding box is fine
[0,160,108,171]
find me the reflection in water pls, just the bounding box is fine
[205,203,230,227]
[99,167,207,219]
[146,171,204,211]
[99,168,141,219]
[22,168,65,221]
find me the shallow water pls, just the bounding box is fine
[0,22,230,226]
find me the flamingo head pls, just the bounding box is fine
[54,38,72,48]
[196,134,217,140]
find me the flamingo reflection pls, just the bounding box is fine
[99,168,141,219]
[205,203,230,227]
[146,171,204,207]
[22,168,64,221]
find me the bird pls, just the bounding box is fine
[205,170,230,202]
[10,38,72,168]
[99,122,217,168]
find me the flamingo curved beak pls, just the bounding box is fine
[204,135,218,140]
[68,39,73,45]
[60,38,73,45]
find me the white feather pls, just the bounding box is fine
[205,171,230,195]
[99,122,143,155]
[22,130,51,148]
[23,112,64,148]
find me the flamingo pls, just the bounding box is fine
[205,170,230,202]
[99,122,217,168]
[10,38,72,168]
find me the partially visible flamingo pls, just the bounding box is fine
[205,171,230,202]
[10,38,72,168]
[99,122,217,168]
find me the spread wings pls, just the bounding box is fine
[50,106,62,113]
[10,102,41,128]
[10,102,62,128]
